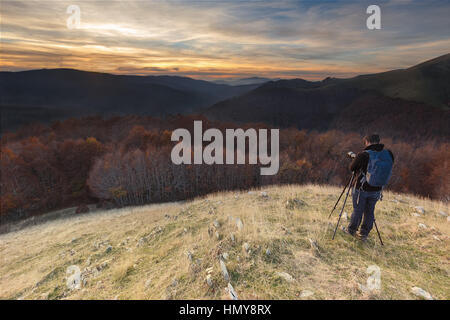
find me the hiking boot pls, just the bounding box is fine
[356,231,368,242]
[342,226,355,237]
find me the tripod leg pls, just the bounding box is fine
[328,185,347,219]
[373,219,384,246]
[332,174,355,240]
[329,174,353,219]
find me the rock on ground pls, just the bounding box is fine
[276,272,294,283]
[66,265,82,290]
[411,287,433,300]
[228,283,238,300]
[438,211,448,217]
[236,218,244,231]
[309,238,319,252]
[414,206,425,214]
[186,251,193,261]
[220,260,230,282]
[206,275,213,287]
[300,290,314,298]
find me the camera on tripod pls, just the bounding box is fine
[347,151,356,159]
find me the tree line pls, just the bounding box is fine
[1,114,448,223]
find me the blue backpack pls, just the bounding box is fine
[363,149,393,187]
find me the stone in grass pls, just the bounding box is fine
[66,265,82,290]
[411,212,421,217]
[242,242,250,253]
[438,211,448,217]
[285,198,307,210]
[222,252,229,260]
[300,290,314,298]
[213,220,220,229]
[230,233,236,243]
[220,260,230,282]
[411,287,433,300]
[265,248,271,256]
[215,231,221,240]
[260,191,269,198]
[228,282,238,300]
[137,238,146,247]
[236,218,244,231]
[309,239,319,252]
[432,235,441,241]
[105,245,112,253]
[418,223,427,229]
[276,272,294,283]
[342,212,348,220]
[145,279,152,288]
[186,251,193,262]
[414,206,425,214]
[206,275,213,287]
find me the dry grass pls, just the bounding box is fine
[0,184,449,300]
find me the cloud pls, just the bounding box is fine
[0,0,449,80]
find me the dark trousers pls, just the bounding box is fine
[348,189,380,236]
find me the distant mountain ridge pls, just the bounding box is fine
[1,54,449,135]
[213,77,279,86]
[0,69,257,132]
[204,53,450,137]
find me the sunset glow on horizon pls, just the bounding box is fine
[1,0,449,81]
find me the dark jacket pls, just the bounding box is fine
[349,144,394,191]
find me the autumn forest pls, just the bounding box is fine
[1,113,448,224]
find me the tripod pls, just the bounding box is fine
[331,172,355,240]
[328,173,354,219]
[329,172,384,245]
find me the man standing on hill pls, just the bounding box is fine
[344,134,394,241]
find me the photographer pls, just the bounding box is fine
[344,134,394,241]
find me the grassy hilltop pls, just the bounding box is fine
[0,185,449,300]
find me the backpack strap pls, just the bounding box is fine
[360,150,370,185]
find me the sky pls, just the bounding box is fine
[1,0,449,81]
